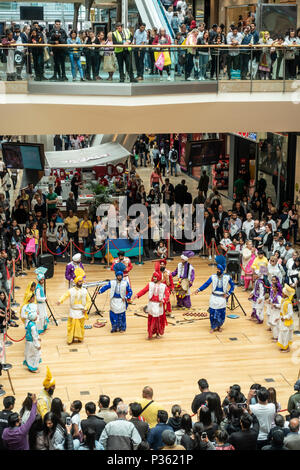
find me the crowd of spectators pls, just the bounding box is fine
[1,3,300,82]
[1,380,300,451]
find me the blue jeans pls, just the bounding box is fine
[198,54,209,78]
[170,161,177,176]
[69,54,84,79]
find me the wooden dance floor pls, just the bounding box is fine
[5,257,299,415]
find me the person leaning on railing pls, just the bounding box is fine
[1,29,17,81]
[283,28,300,80]
[112,22,137,83]
[29,28,45,82]
[67,30,84,82]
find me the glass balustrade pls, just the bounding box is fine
[0,44,298,90]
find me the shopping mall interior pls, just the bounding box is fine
[1,0,300,454]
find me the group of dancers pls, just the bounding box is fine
[249,264,296,352]
[18,247,296,374]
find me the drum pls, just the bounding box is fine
[175,278,189,298]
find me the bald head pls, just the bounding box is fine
[289,418,300,433]
[142,386,153,399]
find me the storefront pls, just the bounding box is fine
[228,131,297,207]
[256,132,297,207]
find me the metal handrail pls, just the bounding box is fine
[1,43,300,49]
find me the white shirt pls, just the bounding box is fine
[71,413,82,432]
[249,403,276,440]
[242,220,254,239]
[226,32,243,55]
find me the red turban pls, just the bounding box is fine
[152,271,162,282]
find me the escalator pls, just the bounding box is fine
[135,0,174,40]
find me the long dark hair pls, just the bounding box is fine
[43,412,63,437]
[180,414,193,435]
[206,392,224,424]
[20,395,33,418]
[83,427,97,450]
[50,398,65,422]
[192,422,207,450]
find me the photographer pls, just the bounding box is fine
[49,20,67,81]
[2,394,38,450]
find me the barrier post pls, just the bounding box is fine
[104,239,111,270]
[11,259,19,307]
[167,236,173,261]
[5,300,12,347]
[208,238,216,266]
[20,245,27,276]
[201,233,206,258]
[70,239,73,260]
[40,238,43,256]
[135,235,144,265]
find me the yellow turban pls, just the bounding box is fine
[74,267,85,279]
[74,275,84,284]
[43,366,55,389]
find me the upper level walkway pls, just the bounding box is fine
[1,44,300,134]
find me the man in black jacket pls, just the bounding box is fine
[49,20,68,81]
[214,204,228,240]
[249,220,262,248]
[81,402,105,440]
[129,402,149,441]
[0,396,15,450]
[198,170,209,199]
[229,411,259,451]
[191,378,212,414]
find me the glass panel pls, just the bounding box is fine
[257,132,289,209]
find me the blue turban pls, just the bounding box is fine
[217,264,225,274]
[215,255,226,271]
[113,262,126,277]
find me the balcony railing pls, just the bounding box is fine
[1,44,299,92]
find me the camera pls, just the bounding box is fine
[201,432,207,439]
[66,417,72,426]
[238,402,247,409]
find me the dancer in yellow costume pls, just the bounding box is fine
[57,275,91,345]
[277,284,295,353]
[37,366,56,418]
[20,281,37,324]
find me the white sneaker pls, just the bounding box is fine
[167,76,172,81]
[160,77,163,81]
[187,77,194,81]
[209,255,212,260]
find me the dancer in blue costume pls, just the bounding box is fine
[98,263,132,333]
[193,264,234,333]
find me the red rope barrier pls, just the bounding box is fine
[214,241,220,255]
[45,242,70,256]
[170,233,204,246]
[109,239,139,253]
[5,331,26,342]
[73,241,106,255]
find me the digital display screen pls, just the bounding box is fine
[2,143,44,170]
[188,140,223,166]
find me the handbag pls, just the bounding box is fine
[286,50,295,60]
[44,47,50,62]
[78,225,89,238]
[14,50,24,65]
[25,238,36,254]
[155,52,165,71]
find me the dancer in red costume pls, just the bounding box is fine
[154,259,174,316]
[133,272,169,340]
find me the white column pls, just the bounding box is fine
[122,0,128,28]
